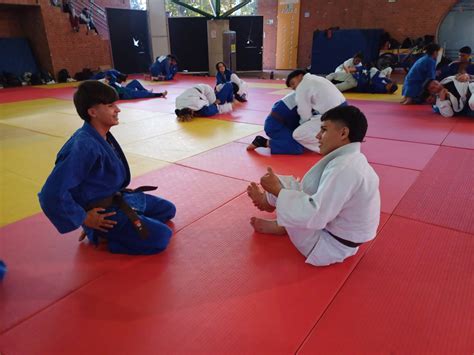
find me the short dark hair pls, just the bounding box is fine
[422,78,437,93]
[168,54,178,63]
[73,80,118,122]
[354,52,364,60]
[175,108,193,117]
[215,61,227,71]
[459,46,472,55]
[286,69,307,87]
[321,105,368,143]
[424,43,440,56]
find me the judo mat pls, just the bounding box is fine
[298,216,474,354]
[1,75,473,354]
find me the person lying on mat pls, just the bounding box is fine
[150,54,178,81]
[39,81,176,255]
[246,92,304,155]
[354,66,398,94]
[423,73,474,117]
[175,83,233,122]
[325,52,364,92]
[106,72,167,100]
[247,105,380,266]
[285,69,347,153]
[215,61,248,102]
[401,43,440,105]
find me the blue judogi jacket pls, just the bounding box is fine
[402,54,436,98]
[437,61,474,80]
[38,123,146,243]
[149,56,178,80]
[216,69,232,85]
[370,72,393,93]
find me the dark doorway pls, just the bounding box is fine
[229,16,263,71]
[107,8,151,74]
[168,17,209,72]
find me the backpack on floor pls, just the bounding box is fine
[58,69,71,83]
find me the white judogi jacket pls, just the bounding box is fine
[437,76,474,117]
[335,58,362,73]
[266,143,381,266]
[175,84,216,111]
[295,74,346,124]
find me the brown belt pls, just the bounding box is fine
[325,229,362,248]
[87,186,157,240]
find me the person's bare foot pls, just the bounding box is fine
[250,217,286,235]
[402,97,413,105]
[247,182,275,212]
[246,143,257,151]
[162,90,168,98]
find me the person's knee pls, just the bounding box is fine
[164,200,177,220]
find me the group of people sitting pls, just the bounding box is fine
[33,64,380,269]
[402,44,474,117]
[326,52,398,95]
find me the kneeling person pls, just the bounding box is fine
[247,105,380,266]
[39,81,176,255]
[247,92,304,155]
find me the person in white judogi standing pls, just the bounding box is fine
[247,105,381,266]
[286,70,347,153]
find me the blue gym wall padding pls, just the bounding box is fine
[0,38,38,76]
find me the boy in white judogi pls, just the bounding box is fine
[286,70,347,153]
[424,74,474,117]
[326,52,364,92]
[247,105,380,266]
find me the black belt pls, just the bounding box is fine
[326,230,362,248]
[86,185,157,240]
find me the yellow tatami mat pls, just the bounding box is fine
[0,98,72,120]
[124,119,262,162]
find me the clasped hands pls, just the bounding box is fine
[260,167,282,196]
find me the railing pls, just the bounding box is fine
[70,0,109,38]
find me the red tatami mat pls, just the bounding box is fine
[352,100,457,145]
[179,141,321,182]
[0,214,139,334]
[130,164,249,231]
[298,216,474,354]
[395,146,474,234]
[361,137,439,170]
[179,142,419,213]
[441,119,474,150]
[0,164,247,334]
[0,195,378,354]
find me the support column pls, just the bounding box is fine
[207,19,229,76]
[148,0,170,60]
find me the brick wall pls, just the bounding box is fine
[257,0,278,69]
[296,0,457,68]
[256,0,457,69]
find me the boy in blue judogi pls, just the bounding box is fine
[247,92,304,155]
[402,43,440,104]
[38,81,176,255]
[150,55,178,81]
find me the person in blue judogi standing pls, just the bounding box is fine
[401,43,440,104]
[150,54,178,81]
[247,92,304,155]
[38,81,176,255]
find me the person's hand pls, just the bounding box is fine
[215,99,221,105]
[260,167,282,196]
[439,88,449,101]
[84,208,117,232]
